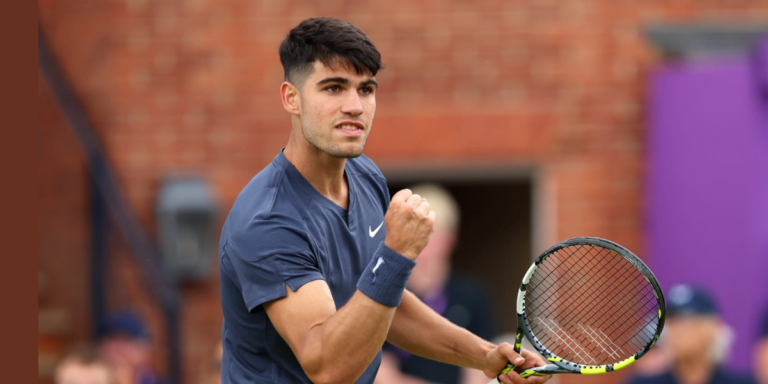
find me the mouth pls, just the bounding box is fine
[335,121,365,136]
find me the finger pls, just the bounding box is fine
[391,189,412,203]
[416,199,431,214]
[504,371,523,384]
[524,375,551,384]
[505,371,550,384]
[518,349,545,369]
[405,193,423,206]
[427,210,436,221]
[496,343,525,367]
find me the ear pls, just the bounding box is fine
[280,82,301,116]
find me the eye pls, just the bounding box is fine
[325,85,341,93]
[360,87,375,95]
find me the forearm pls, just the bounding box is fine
[302,290,396,384]
[387,290,496,370]
[271,243,415,384]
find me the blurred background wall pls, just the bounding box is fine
[38,1,768,384]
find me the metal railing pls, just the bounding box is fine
[39,27,182,384]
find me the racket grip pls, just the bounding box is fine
[486,363,516,384]
[488,331,522,383]
[488,363,515,384]
[500,362,516,375]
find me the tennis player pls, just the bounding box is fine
[218,17,549,384]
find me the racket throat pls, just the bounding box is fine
[519,364,573,378]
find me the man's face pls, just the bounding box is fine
[665,315,721,361]
[99,335,150,368]
[295,61,377,158]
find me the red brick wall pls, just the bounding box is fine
[39,1,768,383]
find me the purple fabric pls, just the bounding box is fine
[646,37,768,372]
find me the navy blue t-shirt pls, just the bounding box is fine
[219,150,391,383]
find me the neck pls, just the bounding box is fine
[284,132,349,209]
[673,356,715,384]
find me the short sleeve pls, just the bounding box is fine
[225,216,324,312]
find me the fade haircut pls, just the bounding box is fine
[279,17,383,88]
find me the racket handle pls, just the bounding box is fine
[487,331,523,383]
[500,362,516,375]
[486,363,516,384]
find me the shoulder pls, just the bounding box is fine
[224,164,310,259]
[230,158,311,222]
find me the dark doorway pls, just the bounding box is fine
[386,177,533,335]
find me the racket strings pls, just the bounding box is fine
[549,252,657,356]
[563,246,657,347]
[550,246,655,336]
[529,249,656,361]
[525,244,659,366]
[531,252,652,344]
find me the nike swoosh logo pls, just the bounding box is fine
[369,221,384,238]
[372,257,385,275]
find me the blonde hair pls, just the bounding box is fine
[409,183,460,231]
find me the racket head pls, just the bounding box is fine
[515,237,665,374]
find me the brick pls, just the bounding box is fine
[38,2,768,384]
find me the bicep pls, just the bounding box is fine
[264,280,337,358]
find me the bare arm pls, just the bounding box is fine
[387,291,550,384]
[265,281,396,384]
[387,290,495,370]
[264,189,436,384]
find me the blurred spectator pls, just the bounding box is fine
[98,310,164,384]
[625,284,757,384]
[628,339,671,377]
[755,308,768,384]
[54,346,114,384]
[375,184,496,384]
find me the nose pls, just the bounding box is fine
[340,91,363,116]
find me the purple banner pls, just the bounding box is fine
[646,39,768,373]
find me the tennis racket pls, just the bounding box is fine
[489,237,665,382]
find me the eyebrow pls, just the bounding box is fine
[316,77,378,88]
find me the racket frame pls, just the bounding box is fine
[494,237,666,381]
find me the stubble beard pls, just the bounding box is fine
[301,118,367,159]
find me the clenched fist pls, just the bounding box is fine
[383,189,437,260]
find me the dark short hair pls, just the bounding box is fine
[279,17,382,86]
